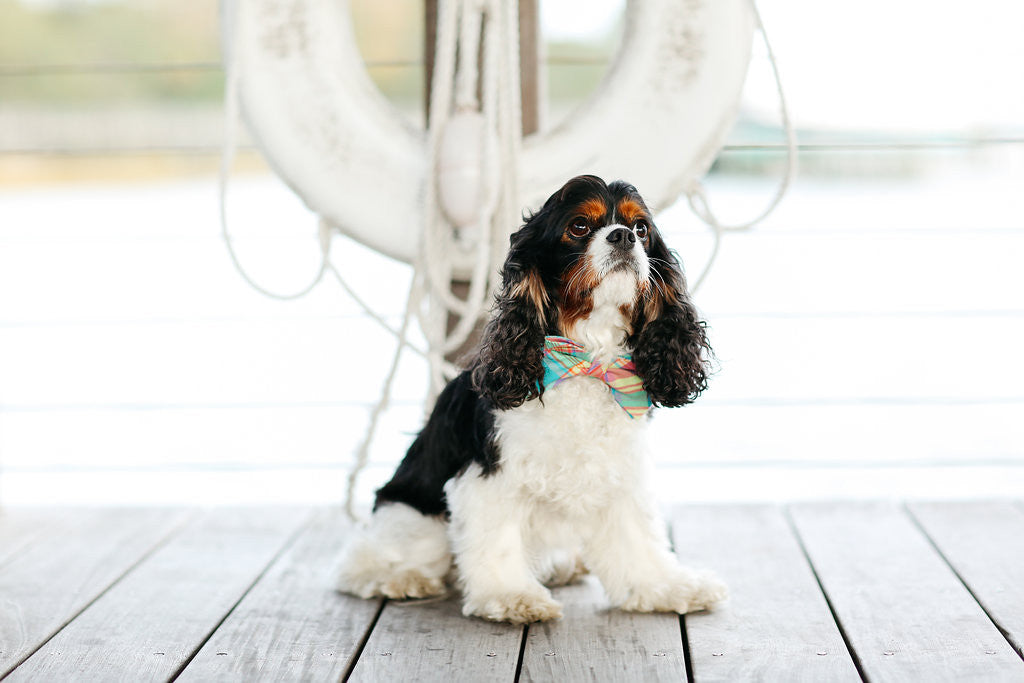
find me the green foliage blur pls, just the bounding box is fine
[0,0,433,108]
[0,0,615,109]
[0,0,223,103]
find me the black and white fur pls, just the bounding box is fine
[336,175,726,623]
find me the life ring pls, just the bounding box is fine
[228,0,754,267]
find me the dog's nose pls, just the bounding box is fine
[606,227,636,250]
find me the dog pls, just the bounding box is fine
[336,175,726,623]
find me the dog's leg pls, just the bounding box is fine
[446,467,563,623]
[582,497,727,614]
[335,502,451,599]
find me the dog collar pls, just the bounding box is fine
[540,336,652,419]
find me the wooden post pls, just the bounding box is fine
[424,0,541,365]
[424,0,438,122]
[424,0,539,134]
[518,0,540,136]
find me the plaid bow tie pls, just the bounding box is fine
[540,336,652,419]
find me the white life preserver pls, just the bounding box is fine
[228,0,754,268]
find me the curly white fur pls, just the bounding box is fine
[334,503,451,599]
[447,273,725,622]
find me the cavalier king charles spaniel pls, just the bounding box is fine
[336,175,726,623]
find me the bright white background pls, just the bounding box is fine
[1,1,1022,506]
[544,0,1024,133]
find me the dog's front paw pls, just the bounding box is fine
[378,570,448,600]
[338,567,447,600]
[688,570,728,610]
[619,569,728,614]
[463,589,563,624]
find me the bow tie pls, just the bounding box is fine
[540,336,652,419]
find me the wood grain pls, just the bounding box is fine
[672,504,860,682]
[177,508,382,681]
[0,507,189,677]
[348,596,522,682]
[908,500,1024,658]
[0,508,70,567]
[790,501,1024,683]
[6,507,310,682]
[520,575,687,682]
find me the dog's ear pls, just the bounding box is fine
[631,228,713,407]
[471,212,553,409]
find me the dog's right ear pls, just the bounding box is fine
[471,213,552,410]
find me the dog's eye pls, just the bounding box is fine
[634,220,650,239]
[567,220,590,238]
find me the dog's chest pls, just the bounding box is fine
[493,375,648,513]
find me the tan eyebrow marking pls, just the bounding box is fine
[617,198,647,225]
[577,197,608,223]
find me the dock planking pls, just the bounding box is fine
[347,593,522,682]
[672,505,861,682]
[0,507,190,677]
[179,508,383,682]
[790,501,1024,683]
[6,507,311,682]
[0,501,1021,681]
[908,500,1024,658]
[520,575,687,682]
[0,508,73,568]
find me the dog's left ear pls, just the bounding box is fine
[471,214,553,410]
[630,229,713,407]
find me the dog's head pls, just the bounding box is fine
[472,174,712,410]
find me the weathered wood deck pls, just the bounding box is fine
[1,502,1022,681]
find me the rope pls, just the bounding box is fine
[436,0,504,355]
[220,1,427,357]
[417,0,465,393]
[415,0,519,393]
[220,0,433,521]
[687,0,797,292]
[337,0,464,517]
[325,258,428,360]
[218,1,327,301]
[341,0,522,517]
[344,271,422,520]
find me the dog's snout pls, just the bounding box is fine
[606,227,635,250]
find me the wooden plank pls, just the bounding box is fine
[177,508,382,681]
[671,505,860,682]
[348,596,522,682]
[0,507,189,677]
[0,508,70,567]
[6,507,310,682]
[520,575,686,682]
[908,500,1024,657]
[790,502,1024,682]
